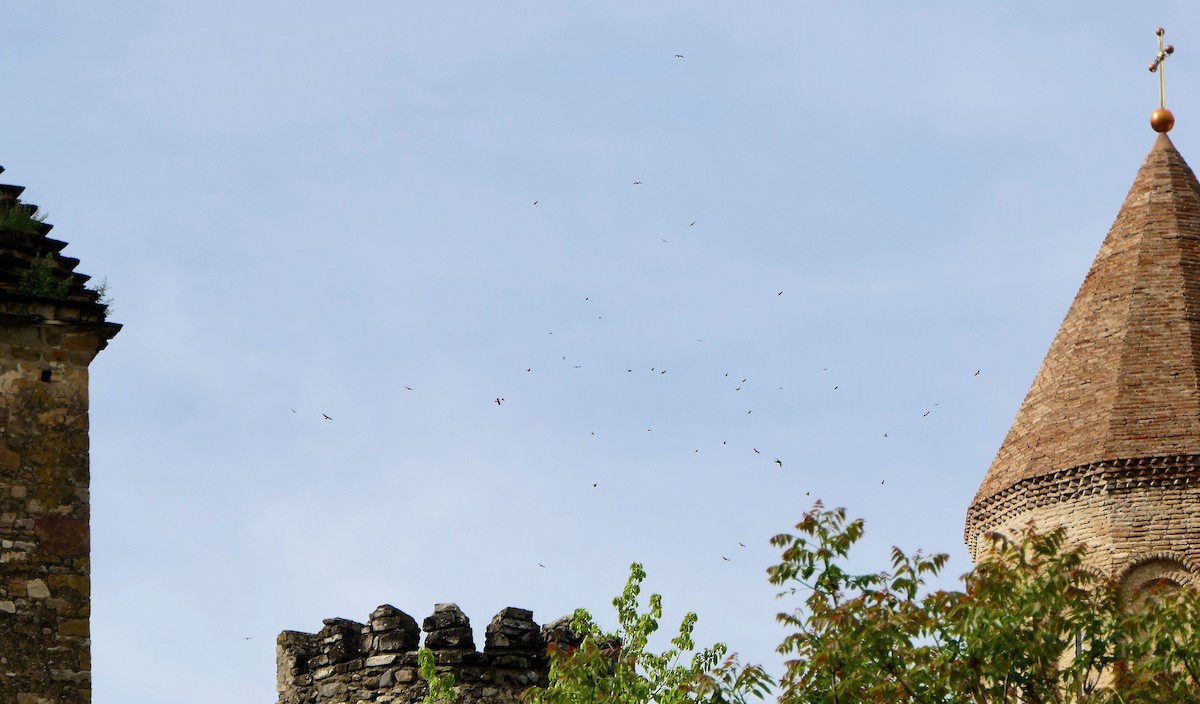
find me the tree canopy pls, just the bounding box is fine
[522,502,1200,704]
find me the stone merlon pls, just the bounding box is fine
[277,604,576,704]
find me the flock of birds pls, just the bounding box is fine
[284,51,987,572]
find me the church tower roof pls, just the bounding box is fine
[969,130,1200,506]
[966,30,1200,586]
[973,132,1200,505]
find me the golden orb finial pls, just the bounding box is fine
[1152,107,1176,133]
[1149,27,1176,132]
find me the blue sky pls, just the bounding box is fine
[5,3,1200,702]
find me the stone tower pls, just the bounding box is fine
[966,129,1200,589]
[0,169,120,703]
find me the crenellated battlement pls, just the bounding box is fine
[276,604,578,704]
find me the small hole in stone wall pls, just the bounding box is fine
[40,369,51,383]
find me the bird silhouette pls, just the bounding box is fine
[774,458,783,467]
[975,370,980,376]
[633,181,643,185]
[690,221,696,226]
[675,54,684,58]
[533,201,538,205]
[722,556,730,561]
[322,414,332,420]
[495,398,504,406]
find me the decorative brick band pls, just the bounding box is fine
[965,454,1200,559]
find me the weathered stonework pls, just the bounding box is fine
[0,170,119,704]
[277,604,578,704]
[967,133,1200,589]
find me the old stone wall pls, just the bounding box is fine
[0,317,111,704]
[0,178,120,704]
[277,604,575,704]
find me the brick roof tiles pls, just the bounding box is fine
[974,133,1200,504]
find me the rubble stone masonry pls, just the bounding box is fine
[0,176,119,704]
[277,603,577,704]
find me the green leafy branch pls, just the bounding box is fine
[418,647,457,704]
[525,562,770,704]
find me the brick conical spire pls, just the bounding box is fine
[967,134,1200,583]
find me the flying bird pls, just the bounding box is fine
[322,414,332,421]
[722,556,730,562]
[774,458,783,467]
[974,370,981,376]
[495,398,504,406]
[753,448,760,454]
[633,181,643,185]
[738,542,746,548]
[675,54,684,58]
[923,411,930,417]
[405,386,413,391]
[690,221,696,226]
[533,201,538,205]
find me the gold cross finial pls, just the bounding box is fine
[1149,27,1176,132]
